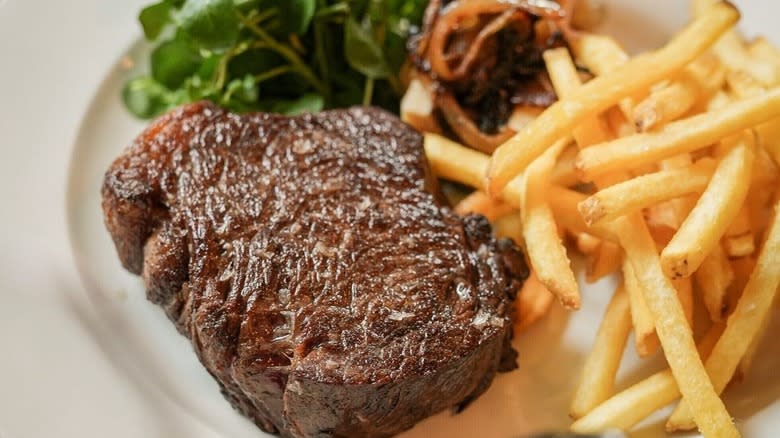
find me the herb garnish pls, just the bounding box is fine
[123,0,427,118]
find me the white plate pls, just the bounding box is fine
[1,1,778,437]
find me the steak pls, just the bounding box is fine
[102,101,528,438]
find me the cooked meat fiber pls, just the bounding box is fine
[102,102,528,438]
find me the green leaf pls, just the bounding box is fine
[344,16,389,79]
[151,38,202,89]
[223,74,258,103]
[175,0,239,50]
[196,51,222,78]
[139,1,173,40]
[271,93,324,115]
[279,0,316,35]
[122,77,172,119]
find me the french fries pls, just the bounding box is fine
[493,213,524,248]
[570,283,631,419]
[694,243,734,321]
[454,191,515,222]
[623,259,659,357]
[419,1,780,434]
[661,136,755,278]
[692,0,780,86]
[424,133,489,190]
[544,47,612,149]
[667,201,780,431]
[570,323,726,434]
[576,89,780,180]
[587,242,622,283]
[578,161,714,225]
[521,140,581,309]
[633,54,726,131]
[514,270,555,333]
[617,213,738,438]
[486,2,739,195]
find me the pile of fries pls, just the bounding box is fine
[418,1,780,436]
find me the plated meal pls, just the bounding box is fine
[99,0,780,437]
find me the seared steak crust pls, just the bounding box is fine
[102,102,527,437]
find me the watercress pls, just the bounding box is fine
[123,0,427,118]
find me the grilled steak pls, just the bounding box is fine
[102,102,528,438]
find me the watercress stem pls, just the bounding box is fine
[236,12,327,95]
[363,76,375,106]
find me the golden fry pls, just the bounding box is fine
[454,191,515,222]
[587,242,623,283]
[737,309,771,378]
[674,276,695,328]
[547,186,618,242]
[633,54,725,131]
[570,283,632,419]
[661,137,755,278]
[616,213,738,438]
[576,232,601,255]
[578,162,714,225]
[424,133,488,190]
[692,0,779,86]
[623,259,659,357]
[551,144,582,187]
[667,200,780,431]
[570,323,725,434]
[522,140,581,309]
[544,47,612,149]
[486,3,739,195]
[514,271,555,333]
[493,213,524,247]
[576,89,780,180]
[723,206,755,257]
[747,37,780,71]
[694,243,734,322]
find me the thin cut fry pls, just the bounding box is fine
[661,137,755,278]
[623,259,659,357]
[737,309,771,379]
[424,133,488,190]
[552,144,582,187]
[570,323,726,433]
[578,161,714,225]
[727,69,780,169]
[694,243,734,322]
[571,34,629,76]
[723,206,755,257]
[570,35,638,121]
[616,212,738,438]
[454,191,515,222]
[544,47,612,149]
[576,88,780,180]
[674,277,695,328]
[521,140,581,309]
[606,106,636,138]
[726,256,756,315]
[548,185,618,242]
[747,36,780,68]
[485,3,739,195]
[587,242,622,283]
[514,271,555,333]
[570,283,632,419]
[493,213,524,247]
[692,0,779,86]
[576,232,601,255]
[633,54,726,131]
[667,200,780,431]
